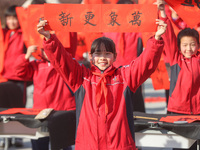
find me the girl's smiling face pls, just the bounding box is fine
[90,43,116,71]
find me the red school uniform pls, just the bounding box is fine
[43,34,164,150]
[162,17,200,114]
[15,55,76,111]
[1,28,26,81]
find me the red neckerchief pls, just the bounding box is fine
[92,67,117,119]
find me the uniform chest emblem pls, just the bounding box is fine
[113,76,118,82]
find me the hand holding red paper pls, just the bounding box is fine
[37,20,51,40]
[25,45,38,60]
[165,0,200,28]
[155,19,167,40]
[156,0,166,11]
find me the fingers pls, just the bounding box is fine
[37,20,47,28]
[157,0,165,5]
[37,20,51,39]
[37,27,44,33]
[155,0,166,10]
[155,18,167,40]
[28,45,38,52]
[156,19,166,26]
[37,20,47,32]
[25,45,38,59]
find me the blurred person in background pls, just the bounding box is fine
[0,5,27,148]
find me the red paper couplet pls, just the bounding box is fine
[44,4,157,32]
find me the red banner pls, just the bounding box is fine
[165,0,200,28]
[44,4,157,32]
[138,0,156,4]
[83,0,118,4]
[0,108,42,115]
[27,5,44,48]
[16,5,71,59]
[160,115,200,123]
[16,7,29,47]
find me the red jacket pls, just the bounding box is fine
[162,17,200,114]
[43,34,164,150]
[103,32,143,67]
[1,28,26,81]
[15,55,76,111]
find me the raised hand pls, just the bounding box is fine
[155,19,167,40]
[37,20,51,40]
[154,0,166,18]
[25,45,38,60]
[157,0,165,11]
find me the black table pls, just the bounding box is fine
[1,109,200,150]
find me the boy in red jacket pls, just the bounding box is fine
[158,0,200,115]
[157,1,200,150]
[158,1,199,149]
[37,18,166,150]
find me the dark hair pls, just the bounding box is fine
[90,37,116,54]
[177,28,199,49]
[117,0,134,4]
[5,5,17,18]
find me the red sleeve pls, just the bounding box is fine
[123,36,164,92]
[43,34,87,92]
[15,54,34,81]
[172,17,188,30]
[161,17,180,66]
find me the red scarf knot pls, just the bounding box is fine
[92,68,117,120]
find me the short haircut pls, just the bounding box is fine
[5,5,17,17]
[177,28,199,49]
[90,36,116,55]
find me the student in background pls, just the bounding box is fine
[0,5,26,106]
[15,46,76,150]
[0,5,27,147]
[37,17,166,149]
[158,0,199,148]
[158,0,200,115]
